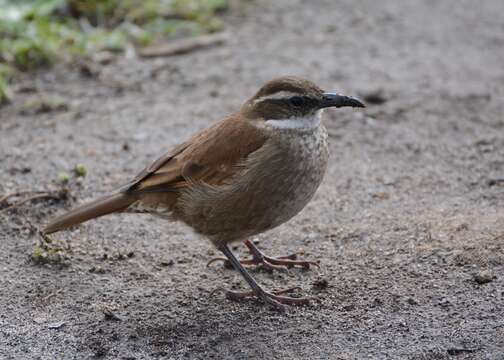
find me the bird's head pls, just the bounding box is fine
[241,76,364,130]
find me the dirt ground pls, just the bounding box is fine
[1,0,504,359]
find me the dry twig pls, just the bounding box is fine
[0,190,65,212]
[139,32,229,58]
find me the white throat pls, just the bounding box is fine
[265,110,323,130]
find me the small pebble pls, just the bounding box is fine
[474,270,495,284]
[103,309,122,321]
[47,321,66,329]
[159,259,174,267]
[89,266,106,274]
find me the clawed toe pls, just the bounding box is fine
[262,255,319,270]
[206,240,319,273]
[207,256,290,273]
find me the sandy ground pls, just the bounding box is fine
[1,0,504,359]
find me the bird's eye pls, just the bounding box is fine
[289,96,304,107]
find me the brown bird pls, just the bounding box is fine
[43,76,364,308]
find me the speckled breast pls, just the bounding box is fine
[255,125,329,231]
[178,125,329,243]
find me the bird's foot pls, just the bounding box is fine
[206,255,292,273]
[210,286,312,309]
[207,240,319,273]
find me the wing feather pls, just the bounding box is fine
[123,115,267,195]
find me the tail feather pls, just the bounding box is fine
[43,193,136,235]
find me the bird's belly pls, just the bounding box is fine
[178,126,329,243]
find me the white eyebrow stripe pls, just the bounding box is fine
[253,91,300,104]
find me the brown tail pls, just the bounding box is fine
[43,193,136,235]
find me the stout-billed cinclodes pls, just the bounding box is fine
[43,76,365,309]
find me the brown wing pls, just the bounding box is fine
[121,141,190,192]
[123,114,268,195]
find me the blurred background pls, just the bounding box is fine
[0,0,232,102]
[1,1,504,359]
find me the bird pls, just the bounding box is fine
[42,76,365,309]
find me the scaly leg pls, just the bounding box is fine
[212,244,313,309]
[207,239,319,273]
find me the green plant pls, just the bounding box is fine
[0,0,232,103]
[0,63,13,103]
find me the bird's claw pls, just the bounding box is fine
[207,247,319,273]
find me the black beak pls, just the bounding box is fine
[320,93,365,109]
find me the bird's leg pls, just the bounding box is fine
[244,239,320,270]
[212,244,313,308]
[207,239,319,272]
